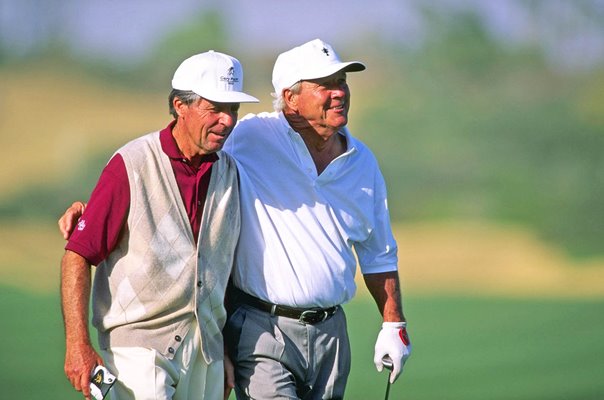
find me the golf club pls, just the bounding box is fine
[382,357,394,400]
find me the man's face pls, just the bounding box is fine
[294,71,350,133]
[179,98,239,155]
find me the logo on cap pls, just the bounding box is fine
[322,47,330,56]
[220,67,239,85]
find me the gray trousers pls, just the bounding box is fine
[224,304,351,400]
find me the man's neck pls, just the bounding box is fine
[283,112,346,174]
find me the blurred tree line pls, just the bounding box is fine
[1,4,603,259]
[355,12,604,259]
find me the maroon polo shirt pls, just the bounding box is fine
[66,121,218,265]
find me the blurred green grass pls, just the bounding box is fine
[2,285,602,399]
[346,295,604,400]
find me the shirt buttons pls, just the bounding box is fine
[168,347,175,354]
[175,335,182,342]
[197,281,202,287]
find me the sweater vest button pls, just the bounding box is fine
[197,281,202,287]
[175,335,182,342]
[168,347,175,354]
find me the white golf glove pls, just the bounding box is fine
[374,321,412,383]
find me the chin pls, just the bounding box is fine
[331,117,348,128]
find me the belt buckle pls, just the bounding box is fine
[299,309,328,325]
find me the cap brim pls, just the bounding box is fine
[193,89,259,103]
[340,61,366,73]
[300,61,366,82]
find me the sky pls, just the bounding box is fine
[1,0,603,70]
[1,0,423,58]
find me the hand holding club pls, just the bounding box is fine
[374,321,412,383]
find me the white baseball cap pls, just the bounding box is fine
[272,38,366,95]
[172,50,259,103]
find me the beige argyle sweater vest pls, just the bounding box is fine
[92,131,240,363]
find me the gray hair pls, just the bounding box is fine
[272,82,302,112]
[169,89,202,119]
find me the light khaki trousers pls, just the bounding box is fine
[101,326,223,400]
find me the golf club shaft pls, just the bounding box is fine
[383,357,393,400]
[384,376,391,400]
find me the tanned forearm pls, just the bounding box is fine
[61,250,93,345]
[61,250,102,399]
[363,271,406,322]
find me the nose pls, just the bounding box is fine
[219,110,237,128]
[330,82,348,98]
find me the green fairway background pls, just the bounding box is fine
[1,285,603,399]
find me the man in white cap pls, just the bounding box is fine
[60,50,257,400]
[222,38,411,399]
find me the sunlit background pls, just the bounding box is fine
[1,1,603,399]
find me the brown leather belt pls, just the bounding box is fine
[233,287,338,325]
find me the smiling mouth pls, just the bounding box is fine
[208,132,228,144]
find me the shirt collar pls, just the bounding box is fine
[277,111,293,133]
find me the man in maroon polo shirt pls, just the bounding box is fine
[64,119,217,265]
[60,51,257,400]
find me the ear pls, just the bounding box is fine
[283,88,298,111]
[173,97,187,118]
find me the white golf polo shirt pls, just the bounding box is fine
[223,111,398,308]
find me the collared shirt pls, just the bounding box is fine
[66,121,218,265]
[223,111,398,308]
